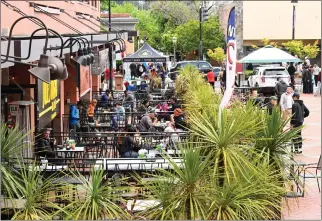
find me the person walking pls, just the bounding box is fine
[280,86,294,121]
[220,67,227,93]
[204,69,215,89]
[275,78,288,103]
[287,63,296,88]
[302,65,313,94]
[291,92,310,154]
[313,64,320,87]
[314,70,321,97]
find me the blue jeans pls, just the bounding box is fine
[121,151,138,158]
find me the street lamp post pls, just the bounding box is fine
[291,0,298,40]
[172,36,177,63]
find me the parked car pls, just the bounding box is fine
[248,65,291,90]
[213,67,221,81]
[169,61,212,80]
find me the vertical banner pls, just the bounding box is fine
[220,6,236,110]
[77,64,91,97]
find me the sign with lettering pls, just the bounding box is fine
[9,105,18,115]
[37,79,60,129]
[220,6,236,110]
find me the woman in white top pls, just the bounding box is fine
[313,64,320,87]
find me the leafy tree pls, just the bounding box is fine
[175,16,225,55]
[149,1,198,27]
[302,40,320,59]
[207,47,225,63]
[281,40,304,58]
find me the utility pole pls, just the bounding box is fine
[108,0,113,93]
[199,6,209,60]
[291,0,298,40]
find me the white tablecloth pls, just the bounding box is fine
[94,158,183,171]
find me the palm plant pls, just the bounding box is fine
[136,144,213,220]
[254,107,302,169]
[62,169,130,220]
[206,155,286,220]
[10,160,64,220]
[187,101,264,181]
[1,124,31,199]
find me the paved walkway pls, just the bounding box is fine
[281,93,321,220]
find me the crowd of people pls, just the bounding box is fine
[129,62,166,80]
[266,85,310,154]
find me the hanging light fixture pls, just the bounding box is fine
[78,37,95,64]
[28,54,51,83]
[76,48,88,66]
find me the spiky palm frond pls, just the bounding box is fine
[136,143,213,220]
[254,107,302,169]
[10,160,64,220]
[1,125,34,200]
[207,159,285,220]
[62,169,130,220]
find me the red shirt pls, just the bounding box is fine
[105,69,115,79]
[207,71,215,82]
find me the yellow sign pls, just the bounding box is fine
[39,80,60,118]
[42,80,58,110]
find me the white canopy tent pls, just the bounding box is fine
[240,45,301,63]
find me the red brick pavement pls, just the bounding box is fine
[281,93,321,220]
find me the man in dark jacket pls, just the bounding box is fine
[302,66,313,94]
[287,63,296,88]
[129,63,137,79]
[36,129,56,159]
[275,78,288,103]
[291,92,310,154]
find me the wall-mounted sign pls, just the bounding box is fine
[91,50,100,75]
[38,79,60,129]
[100,49,109,74]
[77,64,91,97]
[9,105,18,115]
[90,48,109,75]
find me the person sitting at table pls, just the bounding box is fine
[35,129,56,159]
[88,99,97,123]
[100,90,110,108]
[115,102,125,120]
[138,109,158,132]
[147,93,153,102]
[123,90,136,111]
[169,97,181,112]
[118,127,139,158]
[164,122,179,144]
[137,100,150,119]
[173,108,187,131]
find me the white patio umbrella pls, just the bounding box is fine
[239,45,301,63]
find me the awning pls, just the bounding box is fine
[123,42,168,63]
[239,45,301,63]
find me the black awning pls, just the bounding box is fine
[122,42,168,63]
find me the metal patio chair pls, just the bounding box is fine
[301,155,321,196]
